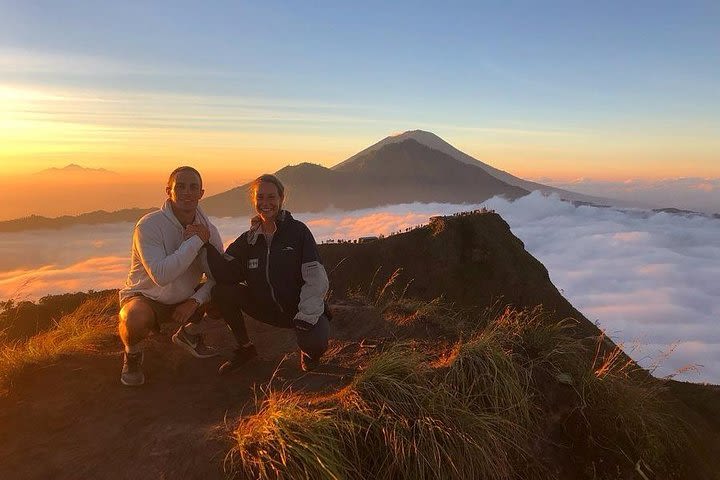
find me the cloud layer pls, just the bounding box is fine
[0,193,718,383]
[545,177,720,215]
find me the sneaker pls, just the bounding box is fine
[300,351,320,372]
[218,344,258,375]
[121,351,145,386]
[172,326,219,359]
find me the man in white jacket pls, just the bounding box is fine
[118,166,223,386]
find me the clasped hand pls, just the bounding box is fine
[184,224,210,243]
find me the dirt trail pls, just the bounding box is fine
[0,307,367,480]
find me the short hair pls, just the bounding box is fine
[167,166,203,189]
[250,174,285,200]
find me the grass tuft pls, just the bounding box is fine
[445,331,535,428]
[227,390,353,480]
[580,338,692,471]
[374,268,403,307]
[346,345,426,414]
[230,344,531,480]
[382,297,471,338]
[487,306,584,373]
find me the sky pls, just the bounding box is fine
[1,195,718,383]
[1,0,718,215]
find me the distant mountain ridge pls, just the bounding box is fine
[34,164,117,175]
[200,138,529,216]
[0,209,155,233]
[2,129,696,231]
[201,130,631,218]
[335,130,626,207]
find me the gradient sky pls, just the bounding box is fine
[1,0,718,186]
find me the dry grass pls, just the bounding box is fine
[226,390,353,480]
[579,337,692,471]
[374,268,403,307]
[383,297,471,338]
[0,293,117,395]
[444,331,535,428]
[228,344,531,480]
[488,306,584,371]
[347,268,413,310]
[345,345,427,415]
[227,298,698,479]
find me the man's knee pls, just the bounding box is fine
[119,299,156,334]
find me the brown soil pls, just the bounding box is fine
[0,306,373,480]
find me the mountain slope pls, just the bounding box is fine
[201,139,528,216]
[321,209,597,338]
[334,130,628,206]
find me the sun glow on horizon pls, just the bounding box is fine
[1,75,718,220]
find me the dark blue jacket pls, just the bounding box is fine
[206,211,329,324]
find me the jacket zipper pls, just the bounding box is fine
[265,235,284,312]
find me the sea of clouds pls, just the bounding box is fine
[0,192,718,383]
[544,177,720,215]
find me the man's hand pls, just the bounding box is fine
[172,298,200,324]
[182,227,195,241]
[184,224,210,243]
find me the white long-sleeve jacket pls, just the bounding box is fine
[119,200,223,306]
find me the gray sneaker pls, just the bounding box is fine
[172,326,218,359]
[121,351,145,386]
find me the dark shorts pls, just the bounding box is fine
[120,294,203,332]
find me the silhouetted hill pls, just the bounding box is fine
[320,209,597,338]
[336,130,630,207]
[0,208,155,233]
[34,164,117,176]
[653,207,706,217]
[201,139,528,216]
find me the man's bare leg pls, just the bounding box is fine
[118,297,156,353]
[118,297,156,386]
